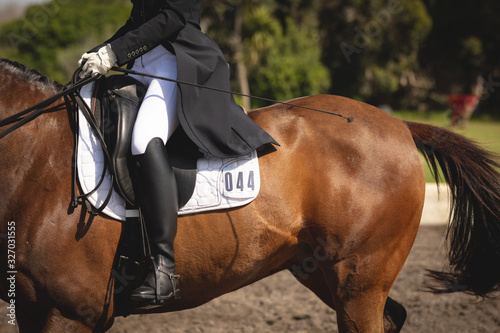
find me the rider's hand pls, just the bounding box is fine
[78,44,117,78]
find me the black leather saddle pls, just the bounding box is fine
[92,74,200,209]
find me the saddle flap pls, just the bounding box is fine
[100,75,146,206]
[166,127,201,209]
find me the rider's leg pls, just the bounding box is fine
[129,46,180,306]
[131,137,180,304]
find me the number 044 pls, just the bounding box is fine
[224,171,255,192]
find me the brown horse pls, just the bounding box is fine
[1,59,500,332]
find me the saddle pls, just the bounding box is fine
[92,75,198,209]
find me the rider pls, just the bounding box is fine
[78,0,277,308]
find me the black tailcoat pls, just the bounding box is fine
[97,0,277,157]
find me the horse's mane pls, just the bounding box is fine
[0,58,63,94]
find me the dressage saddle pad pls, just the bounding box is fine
[77,81,261,221]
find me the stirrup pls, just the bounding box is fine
[153,262,181,305]
[130,262,180,309]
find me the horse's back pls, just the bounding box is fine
[251,94,424,194]
[251,94,418,153]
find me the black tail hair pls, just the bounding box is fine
[406,121,500,297]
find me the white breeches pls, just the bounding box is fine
[130,45,179,155]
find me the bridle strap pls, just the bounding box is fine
[0,74,97,139]
[66,74,115,215]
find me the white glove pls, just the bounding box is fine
[78,52,90,66]
[78,44,117,78]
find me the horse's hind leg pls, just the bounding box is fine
[383,297,407,333]
[291,254,406,332]
[327,256,389,332]
[289,258,336,309]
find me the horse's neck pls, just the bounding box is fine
[0,81,73,207]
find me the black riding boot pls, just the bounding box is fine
[130,138,180,307]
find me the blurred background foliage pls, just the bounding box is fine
[0,0,499,114]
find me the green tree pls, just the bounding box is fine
[245,7,330,107]
[3,0,499,114]
[204,0,330,108]
[0,0,131,82]
[420,0,500,115]
[319,0,432,109]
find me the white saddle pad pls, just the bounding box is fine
[77,83,260,221]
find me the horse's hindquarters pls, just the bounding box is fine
[251,95,425,332]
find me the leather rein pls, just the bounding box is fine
[0,69,114,215]
[0,71,95,140]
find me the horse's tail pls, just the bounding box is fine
[405,120,500,297]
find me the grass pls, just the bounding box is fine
[392,110,500,182]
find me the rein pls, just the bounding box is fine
[0,73,96,140]
[0,69,114,215]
